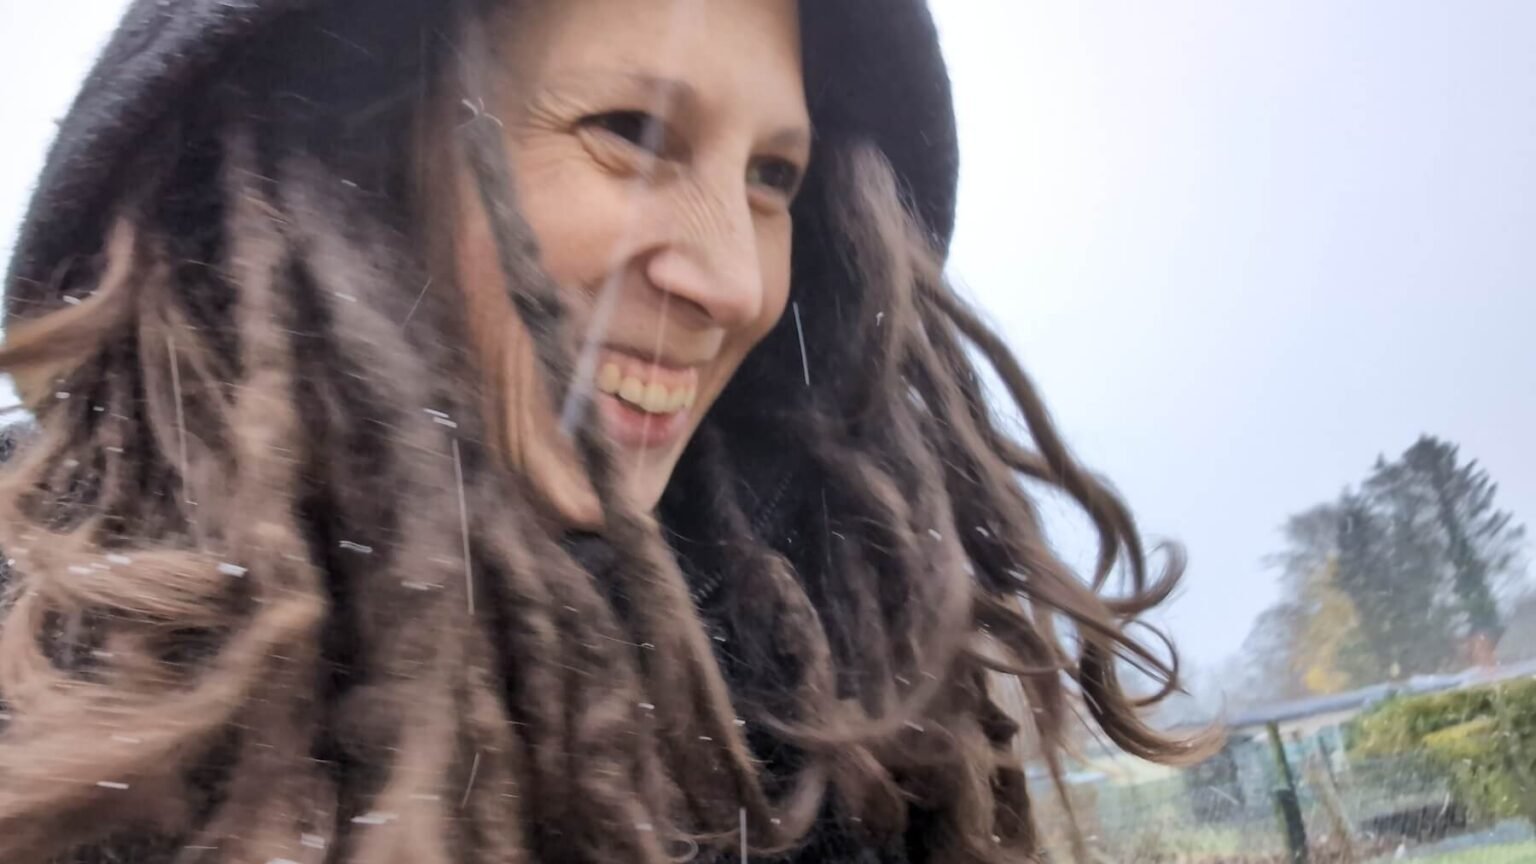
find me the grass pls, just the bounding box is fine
[1416,842,1536,864]
[1105,826,1257,858]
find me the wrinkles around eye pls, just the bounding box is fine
[582,111,678,159]
[574,112,805,207]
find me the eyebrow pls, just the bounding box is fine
[764,125,813,154]
[615,72,698,110]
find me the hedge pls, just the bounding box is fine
[1349,677,1536,828]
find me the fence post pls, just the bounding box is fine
[1267,722,1309,864]
[1310,736,1356,858]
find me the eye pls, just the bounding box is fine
[582,110,676,158]
[747,157,804,200]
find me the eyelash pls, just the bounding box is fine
[747,158,802,199]
[584,110,676,158]
[581,110,804,201]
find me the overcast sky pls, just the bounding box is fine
[3,1,1534,671]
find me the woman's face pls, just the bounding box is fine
[456,0,811,525]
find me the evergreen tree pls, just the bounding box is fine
[1235,435,1527,703]
[1333,490,1457,678]
[1380,436,1525,641]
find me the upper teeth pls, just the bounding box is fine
[596,362,696,414]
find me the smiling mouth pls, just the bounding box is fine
[588,350,700,451]
[593,354,698,416]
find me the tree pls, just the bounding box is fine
[1231,601,1310,705]
[1252,504,1371,694]
[1295,557,1363,694]
[1232,436,1527,703]
[1334,488,1459,679]
[1368,436,1526,643]
[1497,593,1536,664]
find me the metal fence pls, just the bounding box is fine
[1029,747,1536,863]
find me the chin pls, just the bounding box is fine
[626,467,674,514]
[608,444,679,510]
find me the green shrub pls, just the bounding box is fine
[1423,716,1526,825]
[1348,678,1536,827]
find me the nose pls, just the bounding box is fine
[641,173,763,329]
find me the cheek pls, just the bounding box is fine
[512,147,627,293]
[752,222,795,342]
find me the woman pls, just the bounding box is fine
[0,0,1198,861]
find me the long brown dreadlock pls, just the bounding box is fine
[0,2,1207,862]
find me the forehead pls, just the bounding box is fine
[510,0,808,123]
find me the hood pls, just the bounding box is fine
[3,0,959,322]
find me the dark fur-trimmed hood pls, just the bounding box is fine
[4,0,959,322]
[0,0,964,558]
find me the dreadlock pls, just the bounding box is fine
[0,2,1208,862]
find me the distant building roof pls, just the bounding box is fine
[1218,659,1536,732]
[1225,684,1396,729]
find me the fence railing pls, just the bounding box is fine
[1030,749,1535,863]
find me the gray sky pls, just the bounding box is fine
[3,1,1534,669]
[929,0,1536,668]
